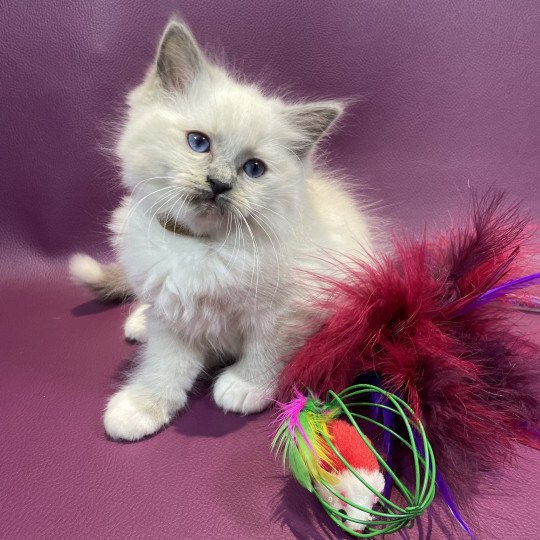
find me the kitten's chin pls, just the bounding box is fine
[168,196,245,237]
[193,199,225,218]
[182,200,232,236]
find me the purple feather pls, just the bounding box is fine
[457,272,540,315]
[412,432,476,539]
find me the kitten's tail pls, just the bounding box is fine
[69,253,134,302]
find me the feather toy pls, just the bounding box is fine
[278,192,540,504]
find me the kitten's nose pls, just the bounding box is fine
[207,177,232,196]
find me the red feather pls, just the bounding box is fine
[278,193,539,497]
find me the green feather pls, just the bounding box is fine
[272,397,335,491]
[288,443,313,491]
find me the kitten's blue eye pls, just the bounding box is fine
[243,159,266,178]
[187,132,210,153]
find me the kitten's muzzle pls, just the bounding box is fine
[207,177,232,196]
[191,185,231,216]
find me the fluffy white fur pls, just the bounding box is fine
[315,468,385,532]
[71,20,374,441]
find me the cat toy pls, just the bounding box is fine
[273,385,436,537]
[275,193,539,536]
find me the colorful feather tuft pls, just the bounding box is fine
[273,392,341,490]
[278,192,540,499]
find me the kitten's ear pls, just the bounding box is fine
[285,101,345,157]
[156,20,205,91]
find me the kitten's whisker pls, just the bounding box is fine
[238,212,261,302]
[224,208,243,273]
[249,211,282,304]
[120,186,178,232]
[249,208,286,248]
[247,200,296,232]
[235,211,249,280]
[234,214,245,273]
[130,175,177,193]
[246,201,301,245]
[228,214,239,269]
[146,191,180,243]
[161,192,178,242]
[142,189,179,221]
[225,204,246,274]
[171,191,194,237]
[162,193,187,242]
[214,211,233,254]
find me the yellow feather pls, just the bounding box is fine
[301,410,340,486]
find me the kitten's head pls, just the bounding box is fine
[117,19,343,237]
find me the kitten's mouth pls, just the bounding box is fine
[191,192,230,216]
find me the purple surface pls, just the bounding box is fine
[1,1,539,538]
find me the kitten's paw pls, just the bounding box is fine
[213,369,274,414]
[124,304,149,343]
[104,388,184,441]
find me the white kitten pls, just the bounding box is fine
[70,19,374,441]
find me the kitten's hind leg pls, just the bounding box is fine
[104,317,204,441]
[124,303,149,343]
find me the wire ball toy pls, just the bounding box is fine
[273,384,436,537]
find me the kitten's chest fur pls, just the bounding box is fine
[113,203,287,348]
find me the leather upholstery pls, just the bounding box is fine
[1,1,539,538]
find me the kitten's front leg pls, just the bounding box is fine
[213,323,282,414]
[104,316,203,441]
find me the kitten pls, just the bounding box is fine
[70,19,374,441]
